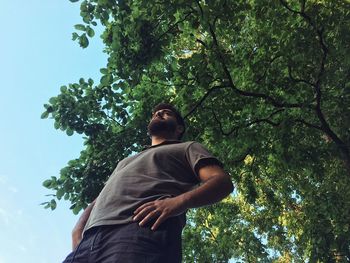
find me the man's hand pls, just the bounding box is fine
[71,199,96,250]
[72,228,83,250]
[133,164,233,231]
[133,196,187,231]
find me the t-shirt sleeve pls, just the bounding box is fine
[186,142,224,176]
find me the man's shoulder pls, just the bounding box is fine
[161,141,202,150]
[174,140,201,146]
[163,141,208,151]
[150,141,193,151]
[151,140,198,149]
[182,141,207,149]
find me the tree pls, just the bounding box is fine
[42,0,350,261]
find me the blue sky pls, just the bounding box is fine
[0,1,106,262]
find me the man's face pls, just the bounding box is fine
[147,109,179,138]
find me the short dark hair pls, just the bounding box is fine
[152,103,185,139]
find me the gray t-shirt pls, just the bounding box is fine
[83,140,222,233]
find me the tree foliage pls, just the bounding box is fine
[42,0,350,261]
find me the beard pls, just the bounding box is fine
[147,117,178,138]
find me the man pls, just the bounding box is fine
[63,103,233,263]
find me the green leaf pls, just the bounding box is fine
[60,86,67,93]
[73,205,81,215]
[54,122,60,130]
[101,74,113,86]
[78,34,89,48]
[66,128,74,136]
[86,26,95,37]
[74,24,86,31]
[64,193,70,200]
[42,179,52,188]
[46,106,54,113]
[50,199,57,210]
[49,97,57,104]
[72,32,79,41]
[41,111,49,119]
[56,189,65,200]
[100,68,108,74]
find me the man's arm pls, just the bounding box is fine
[133,164,233,230]
[71,199,96,250]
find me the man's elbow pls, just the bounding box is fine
[224,177,234,196]
[218,174,234,197]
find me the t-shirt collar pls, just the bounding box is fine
[142,140,182,150]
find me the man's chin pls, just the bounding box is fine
[148,120,176,137]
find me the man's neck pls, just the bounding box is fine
[151,135,178,146]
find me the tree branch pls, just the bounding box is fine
[156,11,193,42]
[228,149,252,165]
[211,106,237,137]
[196,38,207,48]
[208,22,305,109]
[195,0,204,18]
[105,113,124,127]
[287,65,315,87]
[293,118,322,131]
[184,85,230,119]
[280,0,350,167]
[145,78,195,88]
[255,55,282,83]
[213,108,284,137]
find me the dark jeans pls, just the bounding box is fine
[62,217,183,263]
